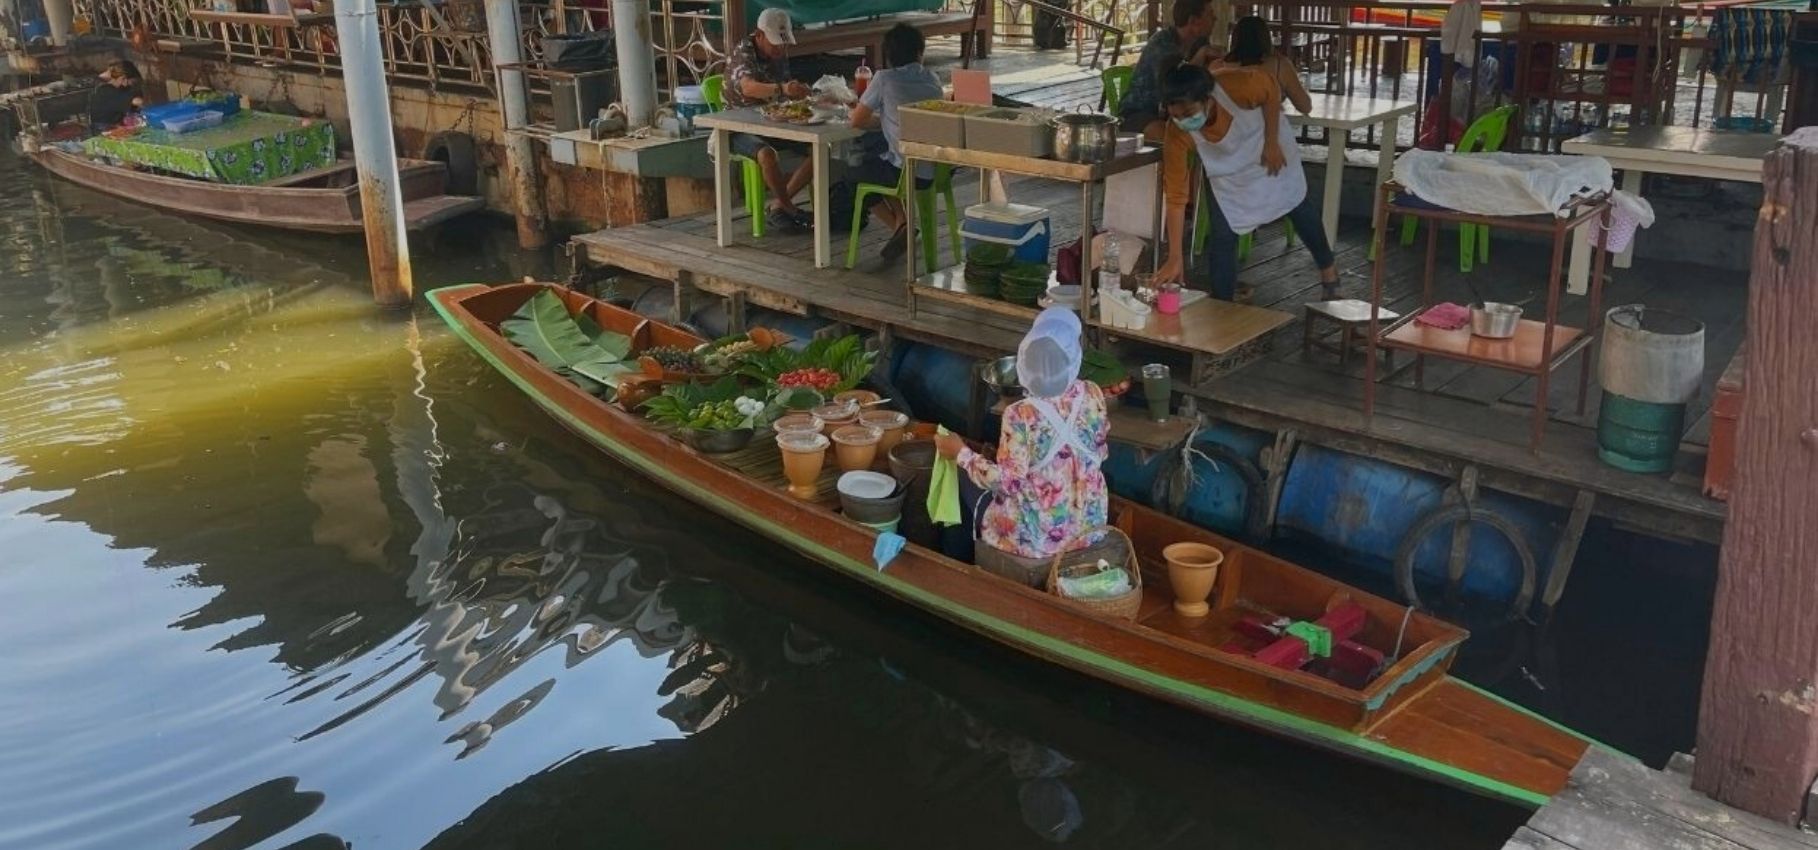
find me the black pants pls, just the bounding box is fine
[1197,192,1336,300]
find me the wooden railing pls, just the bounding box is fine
[64,0,1791,142]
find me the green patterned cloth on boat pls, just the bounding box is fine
[82,111,337,185]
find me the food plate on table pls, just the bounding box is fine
[760,100,821,125]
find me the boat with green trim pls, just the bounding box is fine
[430,281,1591,807]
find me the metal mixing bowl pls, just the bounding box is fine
[981,355,1022,399]
[1470,302,1523,339]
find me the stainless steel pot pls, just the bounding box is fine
[1470,302,1523,339]
[1052,108,1119,164]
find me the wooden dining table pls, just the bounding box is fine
[697,106,864,269]
[1561,125,1780,293]
[1290,94,1419,248]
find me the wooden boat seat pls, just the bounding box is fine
[402,195,487,231]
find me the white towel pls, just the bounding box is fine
[1440,0,1482,67]
[1394,150,1614,218]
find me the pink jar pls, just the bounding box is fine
[1157,283,1182,315]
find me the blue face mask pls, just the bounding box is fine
[1173,111,1207,132]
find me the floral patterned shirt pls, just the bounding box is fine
[958,380,1110,559]
[724,33,788,109]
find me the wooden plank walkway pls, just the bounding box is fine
[1508,749,1818,850]
[574,170,1738,542]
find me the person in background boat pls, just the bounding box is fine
[1117,0,1221,141]
[935,308,1110,582]
[89,61,144,132]
[848,23,944,261]
[1219,16,1312,115]
[1153,64,1340,302]
[725,8,816,235]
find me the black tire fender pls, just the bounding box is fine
[1393,504,1538,622]
[424,130,479,196]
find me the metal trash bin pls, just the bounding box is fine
[1596,305,1705,473]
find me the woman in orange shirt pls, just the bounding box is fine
[1153,64,1339,301]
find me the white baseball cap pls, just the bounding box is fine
[756,8,796,46]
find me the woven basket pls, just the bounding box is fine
[1045,525,1142,620]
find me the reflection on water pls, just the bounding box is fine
[0,152,1596,849]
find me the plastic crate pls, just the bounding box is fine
[899,100,982,148]
[162,110,224,134]
[962,108,1053,157]
[141,100,201,125]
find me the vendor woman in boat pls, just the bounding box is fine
[89,61,144,132]
[935,308,1112,584]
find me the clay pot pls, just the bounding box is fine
[834,389,881,408]
[812,400,860,433]
[771,412,823,438]
[1162,542,1224,618]
[777,431,830,499]
[858,410,909,468]
[831,424,883,473]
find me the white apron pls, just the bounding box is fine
[1190,84,1306,235]
[1024,395,1096,468]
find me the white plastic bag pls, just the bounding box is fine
[812,74,856,106]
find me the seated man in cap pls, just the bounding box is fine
[725,7,815,233]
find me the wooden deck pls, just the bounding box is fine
[574,174,1738,544]
[1507,749,1818,850]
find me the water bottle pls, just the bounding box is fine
[1100,236,1121,298]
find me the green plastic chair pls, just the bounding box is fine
[701,74,768,238]
[846,163,962,271]
[1102,65,1134,114]
[1398,104,1517,272]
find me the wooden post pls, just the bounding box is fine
[1691,130,1818,825]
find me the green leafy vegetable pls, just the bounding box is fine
[639,377,752,428]
[574,313,634,359]
[738,334,877,393]
[1078,348,1127,387]
[502,289,636,396]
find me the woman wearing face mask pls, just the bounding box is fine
[933,308,1113,586]
[1153,64,1339,301]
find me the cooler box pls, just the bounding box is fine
[962,202,1051,264]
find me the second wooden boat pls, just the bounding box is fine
[28,146,485,234]
[431,281,1593,807]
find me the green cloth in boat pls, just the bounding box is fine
[83,111,337,185]
[927,426,962,526]
[1286,621,1334,658]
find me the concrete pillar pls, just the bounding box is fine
[612,0,656,128]
[335,0,413,306]
[484,0,551,249]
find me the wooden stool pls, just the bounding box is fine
[1303,299,1399,366]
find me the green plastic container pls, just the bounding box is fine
[1596,390,1686,473]
[860,517,900,534]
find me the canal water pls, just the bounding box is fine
[0,152,1716,849]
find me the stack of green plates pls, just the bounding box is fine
[999,262,1051,307]
[964,243,1012,297]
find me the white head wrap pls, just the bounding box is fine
[1017,307,1084,399]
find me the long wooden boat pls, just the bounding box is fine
[28,147,485,234]
[431,281,1593,807]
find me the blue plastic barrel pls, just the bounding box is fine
[1275,446,1561,603]
[1101,422,1272,537]
[889,342,976,434]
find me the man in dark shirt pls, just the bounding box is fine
[1118,0,1218,140]
[89,61,144,132]
[725,8,814,234]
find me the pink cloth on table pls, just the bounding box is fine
[1416,302,1472,330]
